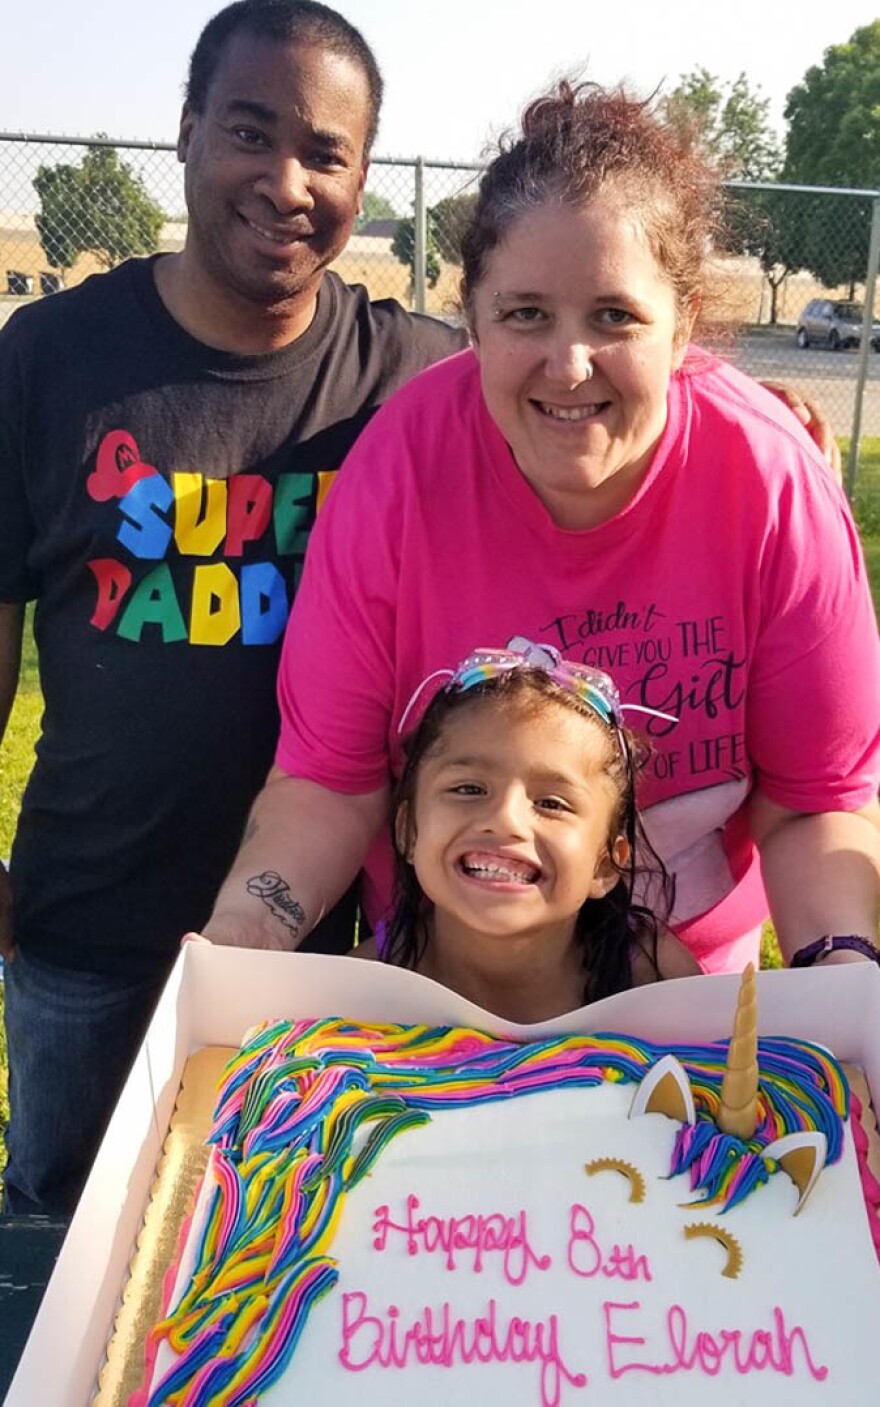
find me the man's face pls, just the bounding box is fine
[178,33,370,309]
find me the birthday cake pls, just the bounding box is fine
[134,974,880,1406]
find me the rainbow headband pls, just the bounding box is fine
[397,635,678,737]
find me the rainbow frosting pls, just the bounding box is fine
[136,1018,852,1406]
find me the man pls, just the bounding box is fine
[0,0,461,1215]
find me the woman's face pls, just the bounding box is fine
[469,196,694,529]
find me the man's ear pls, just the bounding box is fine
[177,104,195,163]
[589,834,630,899]
[394,801,414,860]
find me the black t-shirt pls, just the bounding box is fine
[0,258,463,972]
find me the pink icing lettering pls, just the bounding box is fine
[604,1303,828,1381]
[371,1194,551,1285]
[736,1327,773,1371]
[665,1305,828,1380]
[604,1301,658,1378]
[567,1205,602,1278]
[339,1291,384,1370]
[339,1292,587,1406]
[602,1243,652,1283]
[567,1205,651,1282]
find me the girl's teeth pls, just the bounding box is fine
[461,856,539,883]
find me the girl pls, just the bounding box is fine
[356,639,699,1022]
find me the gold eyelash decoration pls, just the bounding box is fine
[584,1157,646,1204]
[683,1222,744,1279]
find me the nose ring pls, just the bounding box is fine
[583,359,594,381]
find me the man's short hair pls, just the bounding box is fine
[185,0,383,153]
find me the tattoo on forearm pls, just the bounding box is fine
[246,870,306,938]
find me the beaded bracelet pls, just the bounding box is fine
[791,934,880,968]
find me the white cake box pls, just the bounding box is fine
[5,945,880,1407]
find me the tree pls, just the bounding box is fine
[783,22,880,187]
[661,68,781,180]
[662,69,793,322]
[34,141,164,272]
[721,187,812,324]
[355,190,398,232]
[33,164,83,269]
[391,216,441,290]
[782,23,880,293]
[429,192,477,265]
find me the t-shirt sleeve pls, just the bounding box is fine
[746,459,880,813]
[0,316,37,602]
[275,408,406,795]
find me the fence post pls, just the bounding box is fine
[846,194,880,500]
[413,157,426,314]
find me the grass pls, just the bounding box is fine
[0,446,878,1178]
[0,606,40,1173]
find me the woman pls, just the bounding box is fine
[204,82,880,977]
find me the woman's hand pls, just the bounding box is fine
[758,381,842,482]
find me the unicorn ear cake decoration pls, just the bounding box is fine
[629,1053,697,1125]
[762,1132,828,1215]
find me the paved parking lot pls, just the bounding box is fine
[727,330,880,439]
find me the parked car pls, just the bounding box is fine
[795,299,880,351]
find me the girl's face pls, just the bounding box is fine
[402,697,627,952]
[469,196,695,530]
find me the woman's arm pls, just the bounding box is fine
[200,767,389,950]
[750,790,880,966]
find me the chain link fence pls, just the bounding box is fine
[2,133,880,506]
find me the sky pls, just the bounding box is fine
[3,0,880,165]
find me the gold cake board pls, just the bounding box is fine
[92,1047,236,1407]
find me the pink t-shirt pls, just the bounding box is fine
[276,349,880,973]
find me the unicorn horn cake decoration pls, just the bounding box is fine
[717,961,759,1140]
[629,961,832,1217]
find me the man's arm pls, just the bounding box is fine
[199,766,389,950]
[750,791,880,966]
[0,601,25,960]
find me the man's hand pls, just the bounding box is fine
[0,858,15,962]
[759,380,842,482]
